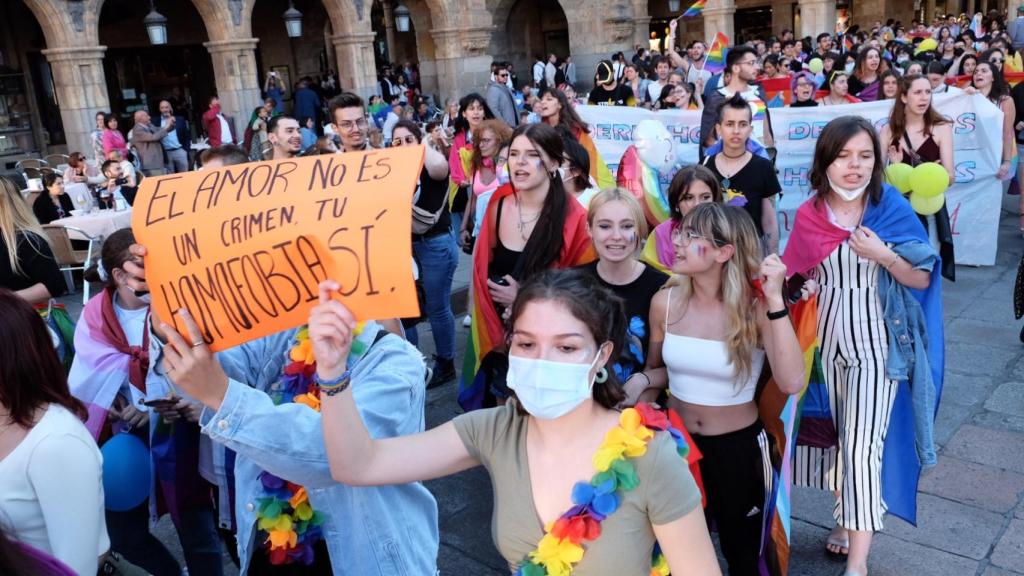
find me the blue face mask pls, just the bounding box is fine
[844,62,856,74]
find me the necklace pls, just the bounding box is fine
[516,195,541,241]
[716,152,748,189]
[255,323,368,565]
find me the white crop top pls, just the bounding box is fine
[662,288,765,406]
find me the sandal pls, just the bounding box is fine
[825,529,849,562]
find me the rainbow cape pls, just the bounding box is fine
[457,185,595,411]
[682,0,706,17]
[704,32,729,75]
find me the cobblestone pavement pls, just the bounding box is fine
[67,197,1024,575]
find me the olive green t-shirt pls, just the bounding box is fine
[453,403,701,575]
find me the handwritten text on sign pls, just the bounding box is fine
[131,146,425,351]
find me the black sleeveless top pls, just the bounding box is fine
[489,196,523,280]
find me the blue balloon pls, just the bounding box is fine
[101,433,151,512]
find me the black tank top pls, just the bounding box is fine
[489,196,523,280]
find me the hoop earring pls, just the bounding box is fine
[594,367,609,384]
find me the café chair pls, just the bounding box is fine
[42,224,99,305]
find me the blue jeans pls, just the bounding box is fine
[407,231,458,359]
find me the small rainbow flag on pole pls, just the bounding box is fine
[703,32,729,74]
[683,0,706,17]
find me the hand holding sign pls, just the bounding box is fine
[308,280,359,381]
[132,146,425,351]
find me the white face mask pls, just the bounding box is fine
[844,62,856,74]
[507,351,601,420]
[827,175,869,201]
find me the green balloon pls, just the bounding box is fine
[909,162,949,198]
[909,191,945,216]
[808,58,824,74]
[885,162,913,194]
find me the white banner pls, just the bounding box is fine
[577,94,1003,266]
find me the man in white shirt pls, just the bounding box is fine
[532,56,545,86]
[544,54,558,88]
[382,99,403,141]
[665,20,711,88]
[646,57,671,103]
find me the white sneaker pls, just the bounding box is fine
[462,314,472,327]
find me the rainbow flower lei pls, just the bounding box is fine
[255,323,366,565]
[514,403,690,576]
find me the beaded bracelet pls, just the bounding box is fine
[315,369,352,396]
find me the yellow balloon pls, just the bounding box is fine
[885,163,913,194]
[915,38,938,54]
[909,192,945,216]
[909,162,950,198]
[808,58,824,74]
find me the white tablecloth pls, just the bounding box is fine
[51,209,132,241]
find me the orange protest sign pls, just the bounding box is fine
[131,146,425,351]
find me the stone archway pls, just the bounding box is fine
[98,0,216,136]
[485,0,637,91]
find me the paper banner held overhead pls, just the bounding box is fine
[132,146,425,351]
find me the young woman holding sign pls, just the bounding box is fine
[458,123,595,411]
[315,269,722,576]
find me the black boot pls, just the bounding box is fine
[427,356,456,389]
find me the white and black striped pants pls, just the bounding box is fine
[794,242,898,532]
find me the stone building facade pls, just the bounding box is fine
[2,0,999,163]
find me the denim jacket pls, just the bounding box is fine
[147,324,439,575]
[877,240,938,468]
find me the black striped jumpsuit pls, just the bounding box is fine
[794,241,897,531]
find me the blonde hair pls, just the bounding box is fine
[0,176,49,276]
[667,203,762,383]
[587,188,649,254]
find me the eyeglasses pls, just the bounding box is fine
[740,59,758,66]
[337,118,368,131]
[991,58,1004,63]
[391,135,418,146]
[671,226,721,247]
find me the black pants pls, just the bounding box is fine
[247,540,332,576]
[692,420,773,576]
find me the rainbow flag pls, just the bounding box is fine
[682,0,706,17]
[757,296,821,575]
[751,96,767,121]
[704,32,729,74]
[842,35,854,53]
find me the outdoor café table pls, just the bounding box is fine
[50,208,132,242]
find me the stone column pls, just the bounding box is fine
[41,46,109,156]
[633,16,652,53]
[703,0,735,42]
[798,0,836,40]
[331,32,378,101]
[430,26,493,101]
[381,0,399,64]
[203,38,261,137]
